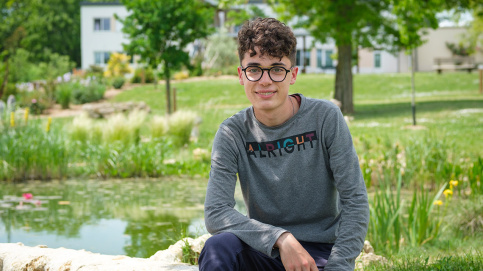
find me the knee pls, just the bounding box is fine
[199,232,244,271]
[203,232,243,252]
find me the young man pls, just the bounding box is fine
[199,18,369,271]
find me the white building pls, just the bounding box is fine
[80,2,129,70]
[80,2,480,73]
[358,27,483,73]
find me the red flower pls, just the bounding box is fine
[22,193,33,200]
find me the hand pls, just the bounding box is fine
[276,232,318,271]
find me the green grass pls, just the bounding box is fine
[113,72,483,155]
[365,253,483,270]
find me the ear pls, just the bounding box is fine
[289,66,299,85]
[237,66,245,85]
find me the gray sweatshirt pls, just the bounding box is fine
[204,94,369,270]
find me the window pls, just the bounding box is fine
[94,51,111,65]
[94,18,111,31]
[296,50,301,66]
[317,49,323,68]
[304,50,310,67]
[325,50,333,67]
[374,52,381,68]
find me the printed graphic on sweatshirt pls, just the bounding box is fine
[245,131,318,158]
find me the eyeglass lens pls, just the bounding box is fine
[245,67,288,82]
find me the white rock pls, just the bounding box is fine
[0,243,198,271]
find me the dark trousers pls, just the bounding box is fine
[198,232,333,271]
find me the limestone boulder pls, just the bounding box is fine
[82,102,151,118]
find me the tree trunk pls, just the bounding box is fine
[334,43,354,114]
[165,62,172,115]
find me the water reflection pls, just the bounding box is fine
[0,178,209,258]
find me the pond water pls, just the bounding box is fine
[0,178,244,258]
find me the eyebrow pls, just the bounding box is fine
[245,62,287,67]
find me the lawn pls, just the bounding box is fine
[113,72,483,157]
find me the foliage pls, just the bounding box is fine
[103,111,147,146]
[445,41,475,56]
[118,0,214,114]
[177,228,199,265]
[71,82,106,104]
[16,90,50,115]
[7,48,42,83]
[270,0,472,114]
[450,197,483,237]
[56,83,73,109]
[367,174,403,255]
[366,253,483,271]
[0,121,69,181]
[86,65,105,81]
[203,28,239,76]
[112,77,126,89]
[131,67,155,84]
[167,110,197,147]
[150,115,168,139]
[225,4,267,27]
[70,113,96,143]
[0,83,18,102]
[173,71,189,80]
[0,0,81,66]
[104,52,132,78]
[404,183,446,248]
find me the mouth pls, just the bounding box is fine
[255,91,276,96]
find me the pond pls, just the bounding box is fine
[0,178,245,258]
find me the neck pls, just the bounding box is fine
[253,95,298,127]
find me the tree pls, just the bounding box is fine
[118,0,214,114]
[274,0,472,114]
[273,1,398,114]
[0,0,82,66]
[0,0,28,98]
[20,0,82,66]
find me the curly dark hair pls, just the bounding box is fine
[237,18,297,66]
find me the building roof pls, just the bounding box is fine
[80,1,122,6]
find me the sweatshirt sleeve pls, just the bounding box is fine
[204,125,288,258]
[323,107,370,271]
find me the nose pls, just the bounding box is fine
[258,70,272,85]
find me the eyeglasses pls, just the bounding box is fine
[241,66,292,82]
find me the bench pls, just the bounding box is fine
[433,57,476,74]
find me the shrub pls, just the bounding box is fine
[72,82,106,104]
[104,53,132,78]
[70,113,94,142]
[167,110,197,147]
[1,83,18,102]
[112,77,125,89]
[131,67,155,84]
[203,29,239,75]
[56,83,73,109]
[86,65,105,81]
[17,90,49,115]
[174,71,189,80]
[103,110,147,146]
[150,115,168,139]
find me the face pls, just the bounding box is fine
[238,47,298,116]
